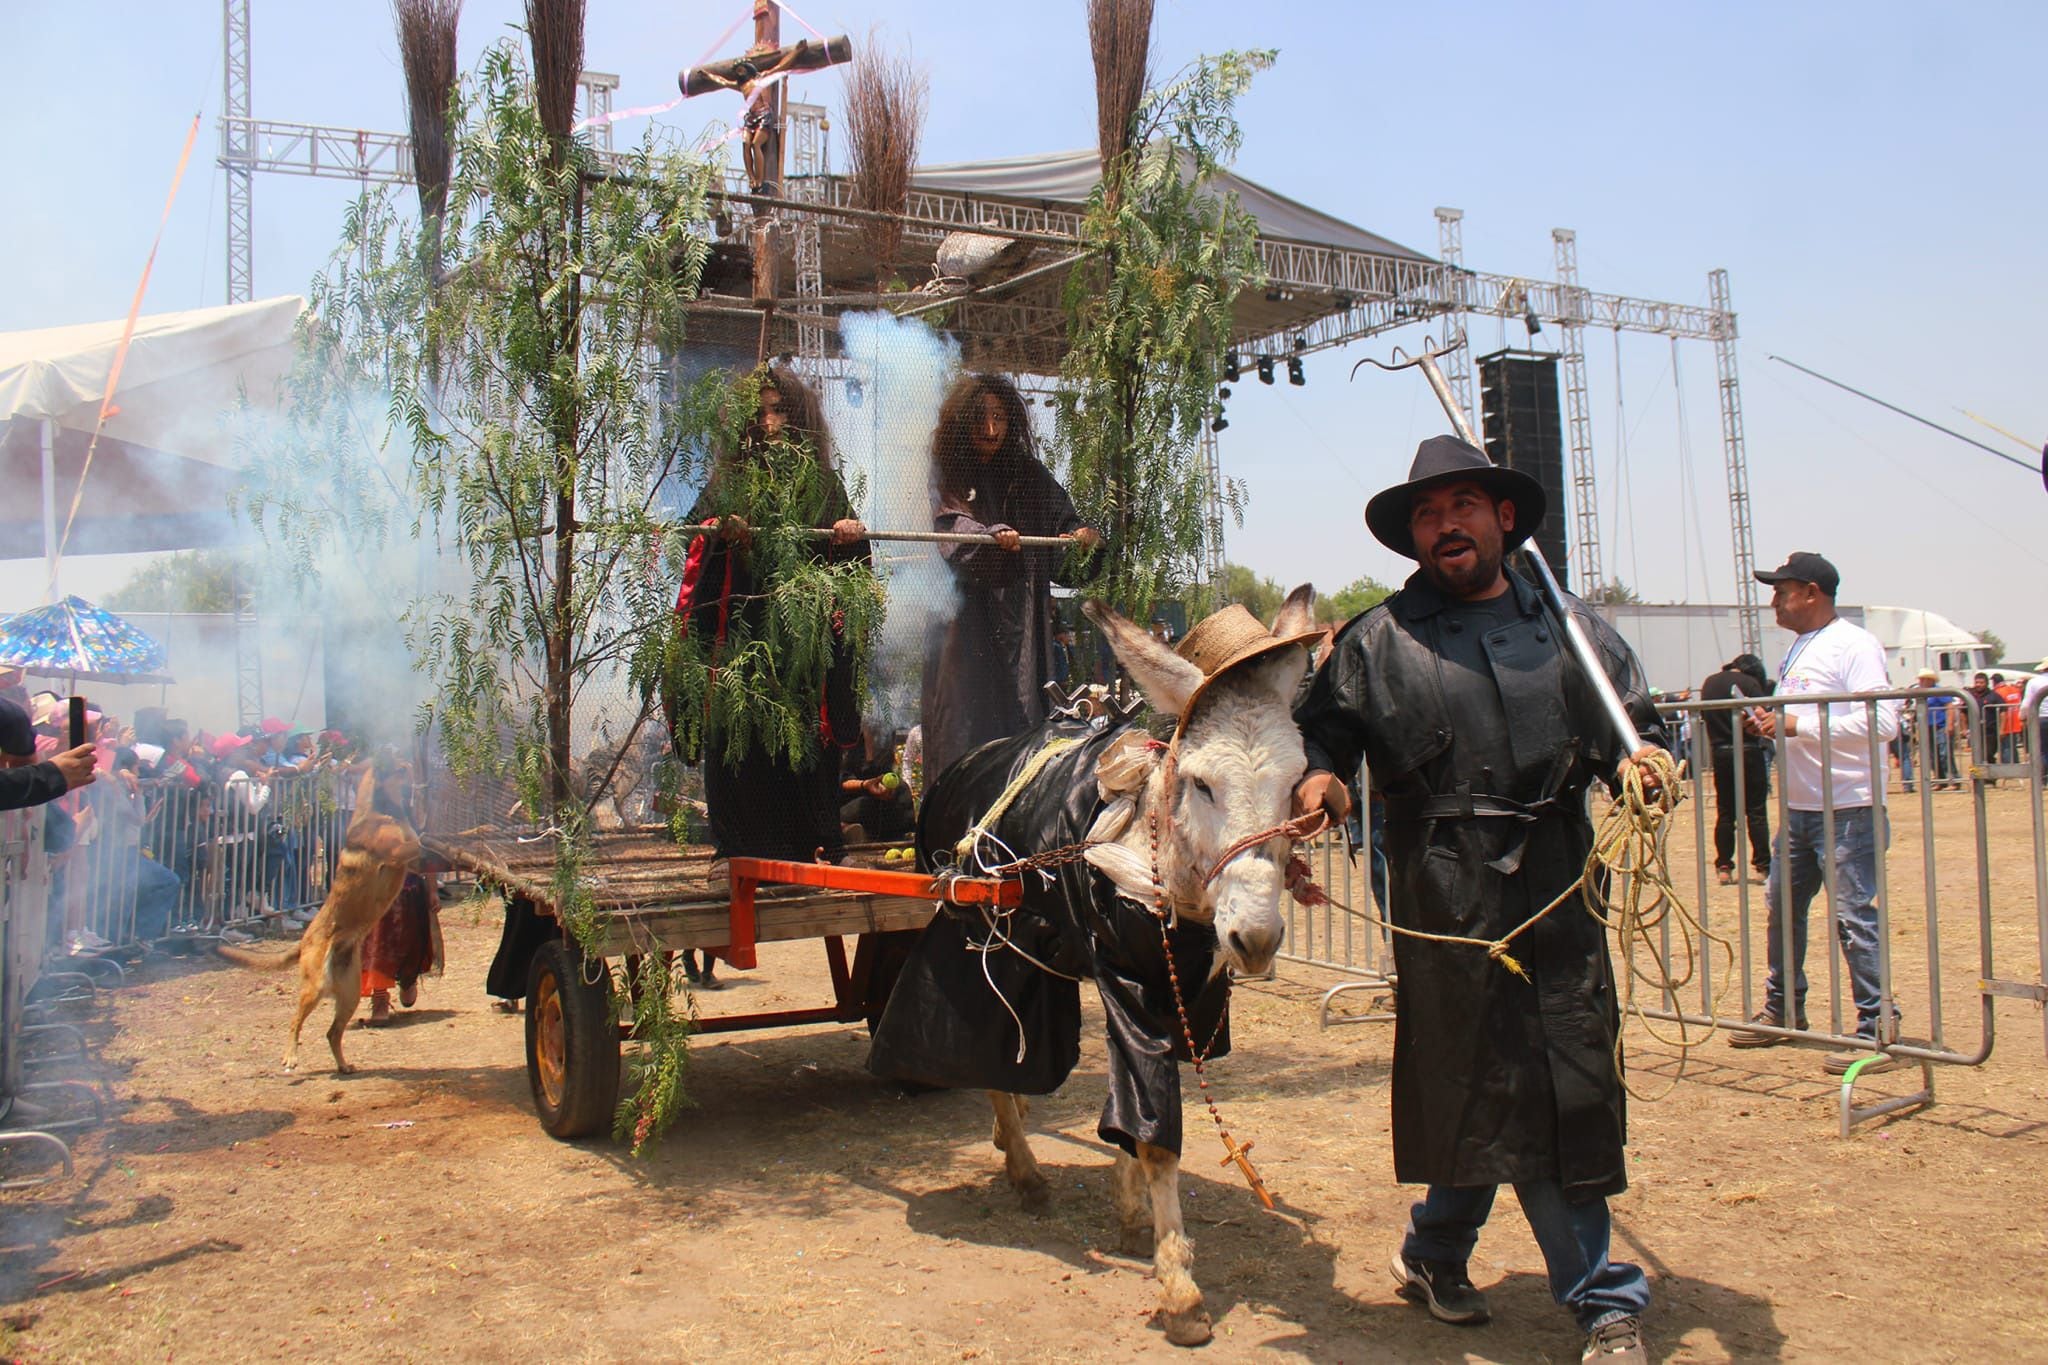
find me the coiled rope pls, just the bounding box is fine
[1292,748,1731,1099]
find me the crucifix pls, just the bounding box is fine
[1217,1129,1275,1211]
[679,1,852,343]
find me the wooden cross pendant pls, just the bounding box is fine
[1217,1129,1275,1210]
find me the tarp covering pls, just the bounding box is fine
[0,296,304,560]
[909,149,1434,262]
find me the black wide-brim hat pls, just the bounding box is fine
[1364,434,1548,560]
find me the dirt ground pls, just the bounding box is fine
[4,783,2048,1363]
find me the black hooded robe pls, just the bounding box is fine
[920,459,1093,782]
[867,718,1231,1157]
[1294,569,1664,1199]
[672,479,870,862]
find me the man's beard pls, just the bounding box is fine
[1420,535,1503,599]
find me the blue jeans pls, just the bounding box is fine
[1403,1181,1649,1330]
[133,854,181,939]
[1763,806,1889,1037]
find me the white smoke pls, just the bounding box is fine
[827,311,961,739]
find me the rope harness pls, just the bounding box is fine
[948,724,1316,1211]
[1289,747,1730,1100]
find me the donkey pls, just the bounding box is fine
[869,588,1319,1347]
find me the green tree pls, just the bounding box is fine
[1054,51,1272,618]
[1219,562,1283,622]
[1586,578,1642,606]
[1975,627,2007,667]
[1317,575,1393,626]
[106,551,246,614]
[241,41,881,1151]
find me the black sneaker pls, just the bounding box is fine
[1390,1250,1490,1325]
[1583,1314,1646,1363]
[1727,1007,1806,1048]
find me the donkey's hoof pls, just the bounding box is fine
[1018,1176,1054,1216]
[1161,1306,1213,1347]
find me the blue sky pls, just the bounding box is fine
[5,1,2044,660]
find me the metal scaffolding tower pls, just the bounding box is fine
[1551,229,1602,594]
[1709,268,1761,656]
[222,0,254,303]
[579,70,618,156]
[1198,421,1226,591]
[220,2,261,722]
[1433,208,1476,433]
[787,102,830,383]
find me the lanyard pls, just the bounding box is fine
[1779,618,1835,683]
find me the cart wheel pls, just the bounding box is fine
[525,940,620,1140]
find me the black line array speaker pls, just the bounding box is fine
[1477,348,1570,590]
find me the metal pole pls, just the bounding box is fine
[1408,350,1643,752]
[40,419,59,603]
[626,524,1083,550]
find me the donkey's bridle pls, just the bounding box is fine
[1200,808,1330,888]
[1152,719,1330,906]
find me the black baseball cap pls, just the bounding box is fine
[1754,551,1840,598]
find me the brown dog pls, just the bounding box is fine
[218,771,421,1074]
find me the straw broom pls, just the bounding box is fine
[1086,0,1153,579]
[393,0,461,232]
[524,0,585,161]
[843,33,929,291]
[1088,0,1153,210]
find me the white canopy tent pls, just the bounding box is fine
[0,295,304,584]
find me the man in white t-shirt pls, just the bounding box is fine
[1728,552,1903,1074]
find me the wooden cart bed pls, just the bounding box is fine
[424,829,1015,963]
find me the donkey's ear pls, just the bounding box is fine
[1272,583,1316,639]
[1082,599,1204,719]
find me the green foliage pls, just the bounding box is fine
[1974,627,2007,667]
[1218,562,1388,628]
[106,551,246,614]
[1318,575,1394,626]
[1219,562,1283,623]
[240,40,856,1153]
[1586,578,1642,606]
[658,399,885,773]
[1053,50,1273,618]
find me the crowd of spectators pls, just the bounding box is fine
[0,664,377,955]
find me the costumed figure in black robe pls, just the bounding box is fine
[919,373,1103,781]
[1292,436,1667,1360]
[670,368,872,874]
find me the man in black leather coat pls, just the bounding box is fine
[1293,436,1664,1365]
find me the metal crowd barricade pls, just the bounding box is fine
[1,806,50,1105]
[1278,763,1397,1027]
[0,803,75,1189]
[1652,685,2048,1133]
[59,765,360,947]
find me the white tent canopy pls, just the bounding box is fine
[0,295,303,561]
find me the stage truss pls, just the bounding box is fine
[214,4,1763,654]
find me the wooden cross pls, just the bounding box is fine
[1217,1129,1275,1210]
[679,2,853,318]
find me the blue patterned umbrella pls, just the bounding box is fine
[0,595,172,685]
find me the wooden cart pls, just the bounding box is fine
[425,830,1020,1139]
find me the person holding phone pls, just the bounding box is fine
[0,698,96,811]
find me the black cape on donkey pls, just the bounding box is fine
[870,589,1322,1347]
